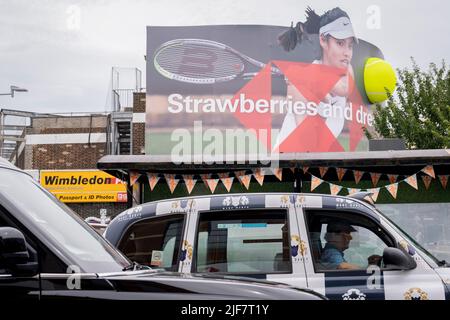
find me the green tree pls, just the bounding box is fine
[368,60,450,149]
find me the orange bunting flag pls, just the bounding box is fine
[421,175,432,190]
[206,178,219,193]
[164,174,179,194]
[368,188,380,202]
[319,167,328,178]
[404,174,418,190]
[330,184,343,195]
[347,188,360,195]
[302,166,309,174]
[336,168,347,181]
[200,174,211,187]
[272,168,283,181]
[147,173,160,191]
[421,165,435,179]
[253,168,266,186]
[311,176,323,191]
[238,174,252,190]
[370,173,381,187]
[182,175,196,194]
[353,170,364,184]
[129,171,142,186]
[219,173,234,192]
[438,175,448,189]
[387,174,398,184]
[386,183,398,199]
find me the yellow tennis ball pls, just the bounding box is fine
[364,57,397,103]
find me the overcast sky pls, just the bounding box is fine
[1,0,449,114]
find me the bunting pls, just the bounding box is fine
[183,175,196,194]
[205,178,220,193]
[387,174,398,184]
[386,183,399,199]
[421,165,435,179]
[311,176,323,191]
[147,173,160,191]
[272,168,283,181]
[368,188,380,202]
[370,173,381,187]
[319,167,328,178]
[129,171,142,186]
[164,174,179,194]
[200,174,211,188]
[439,175,448,189]
[253,168,266,186]
[404,174,418,190]
[353,170,364,184]
[141,164,442,197]
[238,174,252,190]
[347,188,360,195]
[221,176,234,192]
[336,168,347,182]
[330,184,343,195]
[421,175,432,190]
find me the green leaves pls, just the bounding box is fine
[370,59,450,149]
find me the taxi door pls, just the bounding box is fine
[179,194,308,289]
[294,196,447,300]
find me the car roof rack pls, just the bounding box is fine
[348,191,376,206]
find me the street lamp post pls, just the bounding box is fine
[0,85,28,97]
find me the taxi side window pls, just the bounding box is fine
[117,215,184,271]
[194,210,291,274]
[305,210,394,272]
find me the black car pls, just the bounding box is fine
[0,159,324,300]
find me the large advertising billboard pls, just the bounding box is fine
[146,6,384,160]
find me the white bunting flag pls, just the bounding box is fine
[330,184,343,195]
[386,183,398,199]
[218,173,233,192]
[368,188,380,202]
[404,174,418,190]
[347,188,360,195]
[147,173,160,191]
[272,168,283,181]
[183,175,196,194]
[421,165,435,179]
[206,178,219,193]
[164,174,179,194]
[238,174,252,190]
[129,171,142,186]
[253,168,266,186]
[311,176,323,191]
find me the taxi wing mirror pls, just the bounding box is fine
[0,227,38,276]
[382,247,416,270]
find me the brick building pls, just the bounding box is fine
[0,92,146,219]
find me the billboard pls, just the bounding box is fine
[146,6,384,160]
[40,170,127,203]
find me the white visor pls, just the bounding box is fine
[319,17,358,43]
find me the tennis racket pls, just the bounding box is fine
[153,38,283,84]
